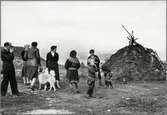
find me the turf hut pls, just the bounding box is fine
[101,25,166,82]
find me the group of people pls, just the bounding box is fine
[1,41,112,98]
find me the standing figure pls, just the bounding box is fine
[21,44,30,85]
[25,42,41,90]
[103,71,113,89]
[87,49,102,86]
[86,50,99,98]
[46,45,60,88]
[1,42,19,96]
[65,50,80,93]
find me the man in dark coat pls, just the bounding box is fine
[46,45,60,88]
[87,49,102,86]
[1,42,19,96]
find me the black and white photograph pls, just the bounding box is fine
[0,1,166,115]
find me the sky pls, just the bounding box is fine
[1,1,166,64]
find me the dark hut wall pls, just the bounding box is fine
[101,43,166,81]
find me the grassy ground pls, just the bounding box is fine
[0,67,166,115]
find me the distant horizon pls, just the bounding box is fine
[1,1,166,63]
[2,44,165,65]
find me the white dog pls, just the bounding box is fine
[38,68,56,92]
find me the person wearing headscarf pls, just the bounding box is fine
[65,50,80,93]
[25,42,41,90]
[21,44,30,85]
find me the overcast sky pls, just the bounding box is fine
[1,1,166,64]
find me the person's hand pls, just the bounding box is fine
[9,47,14,53]
[25,45,29,51]
[1,74,3,80]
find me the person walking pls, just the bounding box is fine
[25,42,41,91]
[46,45,61,88]
[87,49,102,86]
[86,50,99,98]
[65,50,80,93]
[1,42,19,96]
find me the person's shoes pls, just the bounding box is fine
[25,83,30,86]
[28,86,35,91]
[31,87,35,91]
[85,95,95,99]
[99,81,103,86]
[12,93,20,97]
[76,90,81,93]
[1,94,6,97]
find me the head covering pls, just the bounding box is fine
[31,42,38,47]
[70,50,77,58]
[89,49,95,54]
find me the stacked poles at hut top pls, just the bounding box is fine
[121,24,139,46]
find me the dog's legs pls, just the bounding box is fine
[52,83,56,92]
[38,83,41,90]
[49,86,52,91]
[44,84,47,91]
[56,80,61,88]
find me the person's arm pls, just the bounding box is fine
[46,53,49,68]
[23,51,28,61]
[64,59,70,70]
[95,55,100,64]
[76,62,80,69]
[1,49,14,62]
[36,49,41,66]
[55,53,59,62]
[87,57,90,66]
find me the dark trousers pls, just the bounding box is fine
[105,81,113,88]
[97,69,101,80]
[1,71,19,96]
[87,79,95,97]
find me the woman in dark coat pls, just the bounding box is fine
[46,45,60,88]
[65,50,80,93]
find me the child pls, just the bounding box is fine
[104,71,113,89]
[86,54,98,98]
[65,50,80,93]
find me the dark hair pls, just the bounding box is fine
[31,42,38,47]
[89,49,94,54]
[51,45,57,51]
[4,42,10,47]
[70,50,77,58]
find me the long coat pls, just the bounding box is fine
[46,52,59,80]
[24,47,41,80]
[65,57,80,83]
[25,47,41,67]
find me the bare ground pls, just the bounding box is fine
[0,68,166,115]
